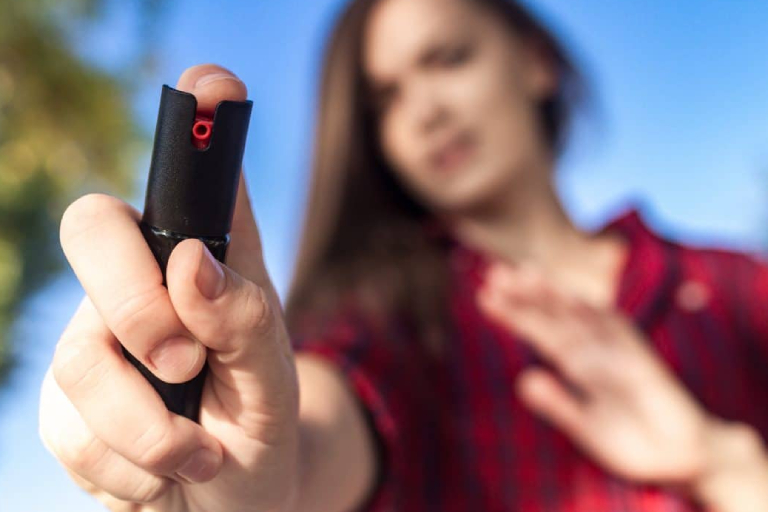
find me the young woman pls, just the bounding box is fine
[39,0,768,511]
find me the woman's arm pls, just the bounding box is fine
[689,419,768,512]
[689,253,768,511]
[287,354,379,512]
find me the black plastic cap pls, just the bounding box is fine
[142,85,253,237]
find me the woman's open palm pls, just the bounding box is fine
[477,261,715,486]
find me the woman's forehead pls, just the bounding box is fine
[362,0,479,79]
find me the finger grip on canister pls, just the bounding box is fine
[121,84,252,423]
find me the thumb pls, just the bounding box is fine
[166,238,298,441]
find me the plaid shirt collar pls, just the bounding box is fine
[602,207,682,330]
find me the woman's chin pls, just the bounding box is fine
[424,168,516,215]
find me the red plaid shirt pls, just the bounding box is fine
[291,207,768,511]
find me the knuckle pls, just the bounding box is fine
[60,430,109,475]
[132,422,176,471]
[52,336,108,395]
[242,282,272,334]
[238,405,295,446]
[193,320,225,348]
[60,193,124,249]
[110,284,167,340]
[128,475,169,504]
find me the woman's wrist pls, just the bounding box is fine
[687,417,768,511]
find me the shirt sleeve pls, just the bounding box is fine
[716,249,768,375]
[290,309,430,512]
[740,253,768,361]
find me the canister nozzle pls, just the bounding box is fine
[192,116,213,149]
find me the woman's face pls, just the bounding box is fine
[363,0,557,214]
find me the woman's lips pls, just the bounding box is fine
[429,131,476,173]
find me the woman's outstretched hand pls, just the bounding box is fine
[38,65,300,512]
[477,261,768,511]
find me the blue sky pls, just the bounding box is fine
[2,0,767,510]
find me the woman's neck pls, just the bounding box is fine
[443,167,628,308]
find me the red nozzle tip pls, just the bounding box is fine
[192,117,213,149]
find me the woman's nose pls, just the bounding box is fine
[403,77,448,136]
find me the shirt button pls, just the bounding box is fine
[675,279,710,312]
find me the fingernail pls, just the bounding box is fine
[194,72,241,89]
[196,245,225,300]
[178,449,221,483]
[149,336,202,381]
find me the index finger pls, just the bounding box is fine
[60,193,201,383]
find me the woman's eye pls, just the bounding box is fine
[439,45,472,66]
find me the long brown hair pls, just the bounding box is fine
[285,0,585,356]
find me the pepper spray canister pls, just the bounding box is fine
[121,84,252,423]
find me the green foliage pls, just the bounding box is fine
[0,0,162,386]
